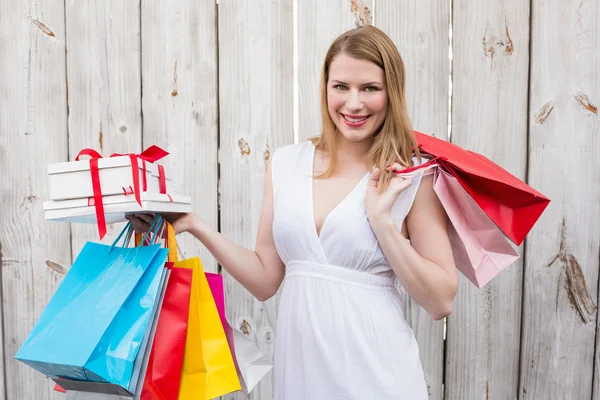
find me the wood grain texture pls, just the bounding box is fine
[375,1,450,398]
[65,0,142,254]
[218,0,294,398]
[520,0,599,398]
[446,1,531,399]
[141,0,219,271]
[0,1,70,398]
[296,0,374,143]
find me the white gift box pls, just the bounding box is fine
[43,193,192,224]
[47,156,172,201]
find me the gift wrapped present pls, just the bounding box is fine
[45,145,191,239]
[48,146,172,201]
[43,192,192,225]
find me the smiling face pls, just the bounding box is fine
[326,53,388,143]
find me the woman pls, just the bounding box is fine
[129,25,457,399]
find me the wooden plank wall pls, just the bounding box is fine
[141,0,219,270]
[521,0,599,398]
[0,1,70,399]
[218,1,293,398]
[446,0,530,399]
[0,0,599,399]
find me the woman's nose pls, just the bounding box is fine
[346,90,363,111]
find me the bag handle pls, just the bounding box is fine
[109,214,164,252]
[135,219,178,263]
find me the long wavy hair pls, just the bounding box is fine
[311,25,420,190]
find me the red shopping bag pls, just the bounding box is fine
[412,131,550,245]
[140,263,192,400]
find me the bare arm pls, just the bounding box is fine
[186,159,285,300]
[128,159,285,301]
[366,168,458,320]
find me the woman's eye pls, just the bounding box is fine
[333,84,347,90]
[365,86,379,92]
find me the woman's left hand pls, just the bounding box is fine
[365,163,412,227]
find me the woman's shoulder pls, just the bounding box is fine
[271,140,312,163]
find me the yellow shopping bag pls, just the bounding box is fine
[138,221,241,399]
[175,257,241,399]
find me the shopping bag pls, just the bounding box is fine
[15,218,168,392]
[206,273,272,393]
[53,263,170,397]
[140,264,192,400]
[65,392,131,400]
[136,221,241,398]
[397,164,520,288]
[413,131,550,245]
[175,258,241,399]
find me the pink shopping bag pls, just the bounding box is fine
[398,165,520,288]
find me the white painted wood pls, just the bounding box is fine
[375,1,450,398]
[141,0,219,272]
[595,303,600,400]
[596,306,600,400]
[0,1,70,398]
[297,0,374,142]
[65,0,142,255]
[446,1,531,399]
[218,0,294,398]
[521,0,599,398]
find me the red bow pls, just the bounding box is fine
[75,145,169,239]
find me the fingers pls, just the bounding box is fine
[125,215,152,234]
[389,176,412,194]
[368,167,381,189]
[384,162,405,174]
[137,213,155,224]
[382,163,411,194]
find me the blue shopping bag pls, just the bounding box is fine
[15,216,169,391]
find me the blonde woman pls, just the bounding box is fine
[129,25,457,400]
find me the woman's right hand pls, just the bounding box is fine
[125,212,196,235]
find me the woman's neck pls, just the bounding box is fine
[334,133,372,164]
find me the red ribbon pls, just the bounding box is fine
[75,145,169,239]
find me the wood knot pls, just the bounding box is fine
[46,260,67,275]
[238,138,251,156]
[240,319,252,335]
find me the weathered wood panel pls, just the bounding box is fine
[141,0,219,270]
[376,1,450,398]
[0,1,70,399]
[520,0,599,397]
[296,0,374,142]
[596,282,600,400]
[445,1,531,399]
[65,0,142,254]
[218,1,294,398]
[596,291,600,400]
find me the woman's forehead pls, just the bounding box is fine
[329,54,384,83]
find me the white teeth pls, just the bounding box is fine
[343,115,368,123]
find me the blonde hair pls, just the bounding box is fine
[311,25,420,189]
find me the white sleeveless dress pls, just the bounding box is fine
[271,141,428,400]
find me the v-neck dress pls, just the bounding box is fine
[271,141,428,399]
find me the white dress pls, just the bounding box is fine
[271,141,428,400]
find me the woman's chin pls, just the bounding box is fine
[336,126,374,143]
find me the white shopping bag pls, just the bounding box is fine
[228,325,273,393]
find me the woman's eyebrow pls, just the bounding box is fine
[330,79,382,86]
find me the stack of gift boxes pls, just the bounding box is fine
[43,146,192,236]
